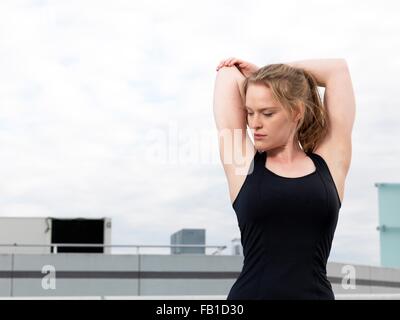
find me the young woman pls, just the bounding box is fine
[213,58,356,300]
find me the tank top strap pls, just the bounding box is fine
[241,149,265,176]
[306,152,330,180]
[253,149,266,171]
[307,151,342,207]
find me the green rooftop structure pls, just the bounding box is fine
[375,183,400,268]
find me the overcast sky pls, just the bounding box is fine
[1,0,399,267]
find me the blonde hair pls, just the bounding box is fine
[242,63,330,153]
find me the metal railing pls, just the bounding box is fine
[0,243,227,255]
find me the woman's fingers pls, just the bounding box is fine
[227,58,239,66]
[217,59,229,68]
[216,60,229,70]
[217,62,227,70]
[221,57,236,66]
[216,57,244,70]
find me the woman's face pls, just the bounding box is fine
[245,82,300,151]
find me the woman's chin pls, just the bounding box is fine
[254,141,272,153]
[254,144,266,152]
[255,141,266,147]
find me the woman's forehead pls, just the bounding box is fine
[246,84,277,103]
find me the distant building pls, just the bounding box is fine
[231,237,243,256]
[170,228,205,254]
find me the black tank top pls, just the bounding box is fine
[227,150,341,300]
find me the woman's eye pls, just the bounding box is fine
[263,113,273,117]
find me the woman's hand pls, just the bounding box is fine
[216,57,260,78]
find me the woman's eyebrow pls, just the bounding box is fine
[245,106,277,111]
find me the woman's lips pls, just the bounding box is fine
[254,134,267,140]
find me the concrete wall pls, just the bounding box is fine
[0,253,400,297]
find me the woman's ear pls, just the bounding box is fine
[293,102,305,122]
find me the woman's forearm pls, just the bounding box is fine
[285,58,348,87]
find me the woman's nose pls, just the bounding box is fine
[249,116,262,128]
